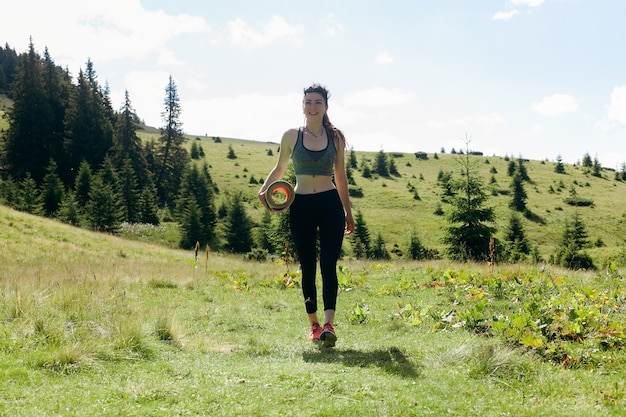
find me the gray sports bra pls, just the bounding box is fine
[292,127,336,176]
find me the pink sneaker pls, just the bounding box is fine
[308,323,322,342]
[320,322,337,347]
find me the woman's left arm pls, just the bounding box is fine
[333,134,354,235]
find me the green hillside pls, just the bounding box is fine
[2,86,625,266]
[150,131,626,266]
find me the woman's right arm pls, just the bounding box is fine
[258,129,296,210]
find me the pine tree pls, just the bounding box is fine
[42,47,72,183]
[346,164,356,185]
[155,76,189,203]
[137,179,160,225]
[98,156,122,194]
[437,170,454,202]
[554,155,565,174]
[592,157,602,178]
[348,147,358,169]
[2,40,52,183]
[504,213,530,261]
[371,233,390,260]
[374,150,389,177]
[17,173,43,215]
[507,160,516,176]
[0,44,19,93]
[0,177,19,207]
[517,157,530,182]
[563,212,589,250]
[389,157,400,177]
[351,210,372,259]
[190,142,200,159]
[57,191,81,226]
[551,212,594,269]
[85,174,123,233]
[443,136,495,261]
[179,198,203,249]
[110,91,150,188]
[175,163,217,245]
[143,139,158,175]
[255,210,274,252]
[41,159,65,216]
[407,229,432,260]
[225,193,254,253]
[263,207,294,257]
[74,160,92,208]
[509,172,527,212]
[227,144,237,159]
[118,159,140,223]
[361,163,372,178]
[64,60,114,175]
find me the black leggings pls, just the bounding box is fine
[289,189,345,314]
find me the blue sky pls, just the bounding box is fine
[5,0,626,168]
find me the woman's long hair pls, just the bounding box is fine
[303,84,347,149]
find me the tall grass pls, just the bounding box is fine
[1,205,625,415]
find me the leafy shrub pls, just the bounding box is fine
[564,197,594,206]
[551,246,595,270]
[349,186,364,197]
[244,248,268,262]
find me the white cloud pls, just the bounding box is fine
[157,50,187,68]
[530,123,543,135]
[110,70,171,125]
[607,86,626,125]
[492,10,520,21]
[493,0,543,21]
[323,13,346,37]
[183,92,302,139]
[512,0,545,7]
[452,112,506,131]
[375,52,395,65]
[532,94,579,116]
[4,0,210,73]
[228,16,304,48]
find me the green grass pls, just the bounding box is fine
[3,90,626,265]
[1,205,625,416]
[0,94,11,131]
[2,96,626,414]
[133,133,626,266]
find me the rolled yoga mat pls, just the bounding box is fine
[265,180,295,211]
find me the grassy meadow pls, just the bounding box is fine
[135,130,626,267]
[1,205,625,416]
[1,99,626,415]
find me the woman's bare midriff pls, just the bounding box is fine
[295,174,335,195]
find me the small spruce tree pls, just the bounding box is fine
[225,193,253,253]
[554,155,566,174]
[509,172,527,212]
[352,210,372,259]
[443,135,495,261]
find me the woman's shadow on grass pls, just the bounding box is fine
[302,346,422,379]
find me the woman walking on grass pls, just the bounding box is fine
[258,84,354,347]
